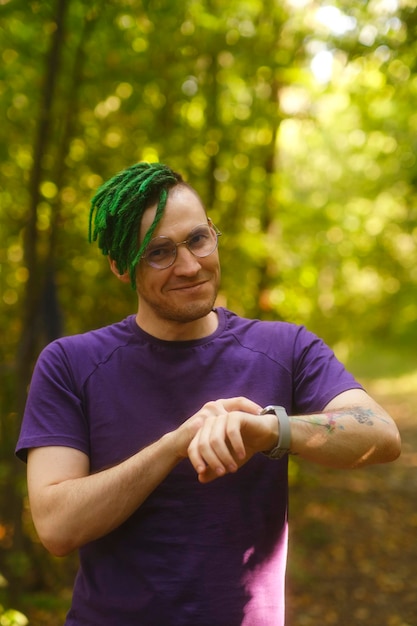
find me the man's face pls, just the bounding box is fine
[135,184,221,334]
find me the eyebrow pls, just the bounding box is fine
[147,223,209,244]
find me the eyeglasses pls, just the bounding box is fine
[141,220,222,270]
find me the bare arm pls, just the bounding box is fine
[289,388,401,468]
[187,389,401,482]
[27,397,261,557]
[28,434,183,558]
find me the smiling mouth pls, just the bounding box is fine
[170,281,208,292]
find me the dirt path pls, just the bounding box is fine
[286,384,417,626]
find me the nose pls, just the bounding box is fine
[173,244,202,275]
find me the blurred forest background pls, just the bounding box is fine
[1,0,416,624]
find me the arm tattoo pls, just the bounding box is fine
[326,407,375,426]
[311,414,341,433]
[292,407,378,435]
[292,414,345,433]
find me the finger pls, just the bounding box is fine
[205,414,240,473]
[187,430,209,476]
[197,465,222,484]
[187,404,230,475]
[188,417,224,475]
[197,415,237,475]
[225,412,246,460]
[189,415,238,477]
[219,397,262,415]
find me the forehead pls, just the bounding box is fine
[140,184,207,241]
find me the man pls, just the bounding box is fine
[16,162,401,626]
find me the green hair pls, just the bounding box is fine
[89,162,183,288]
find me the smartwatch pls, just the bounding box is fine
[261,405,291,459]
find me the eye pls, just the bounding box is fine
[188,229,210,250]
[146,243,173,261]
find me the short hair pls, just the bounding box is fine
[89,162,183,288]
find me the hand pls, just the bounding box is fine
[169,397,261,462]
[187,398,277,483]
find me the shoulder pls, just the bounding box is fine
[219,307,341,374]
[35,316,137,379]
[219,308,361,412]
[220,307,316,352]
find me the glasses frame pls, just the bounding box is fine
[141,218,222,270]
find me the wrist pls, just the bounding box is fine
[161,430,188,464]
[263,412,279,451]
[261,405,292,460]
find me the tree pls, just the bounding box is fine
[1,0,416,615]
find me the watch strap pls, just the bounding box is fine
[261,405,291,459]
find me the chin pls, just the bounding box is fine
[170,303,214,323]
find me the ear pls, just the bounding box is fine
[108,257,131,284]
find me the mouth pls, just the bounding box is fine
[169,280,209,293]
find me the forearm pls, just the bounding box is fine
[28,397,262,556]
[28,431,182,556]
[290,403,401,469]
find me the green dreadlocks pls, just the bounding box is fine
[89,162,183,288]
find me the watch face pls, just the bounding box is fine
[261,406,276,415]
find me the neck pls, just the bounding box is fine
[135,309,218,341]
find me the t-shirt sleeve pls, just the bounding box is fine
[15,340,90,462]
[291,325,363,414]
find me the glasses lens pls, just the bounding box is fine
[187,225,217,258]
[143,223,220,269]
[144,238,176,269]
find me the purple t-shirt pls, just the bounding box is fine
[16,308,361,625]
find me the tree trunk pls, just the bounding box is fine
[5,0,70,604]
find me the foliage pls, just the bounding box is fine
[0,0,416,613]
[0,607,28,626]
[2,1,416,345]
